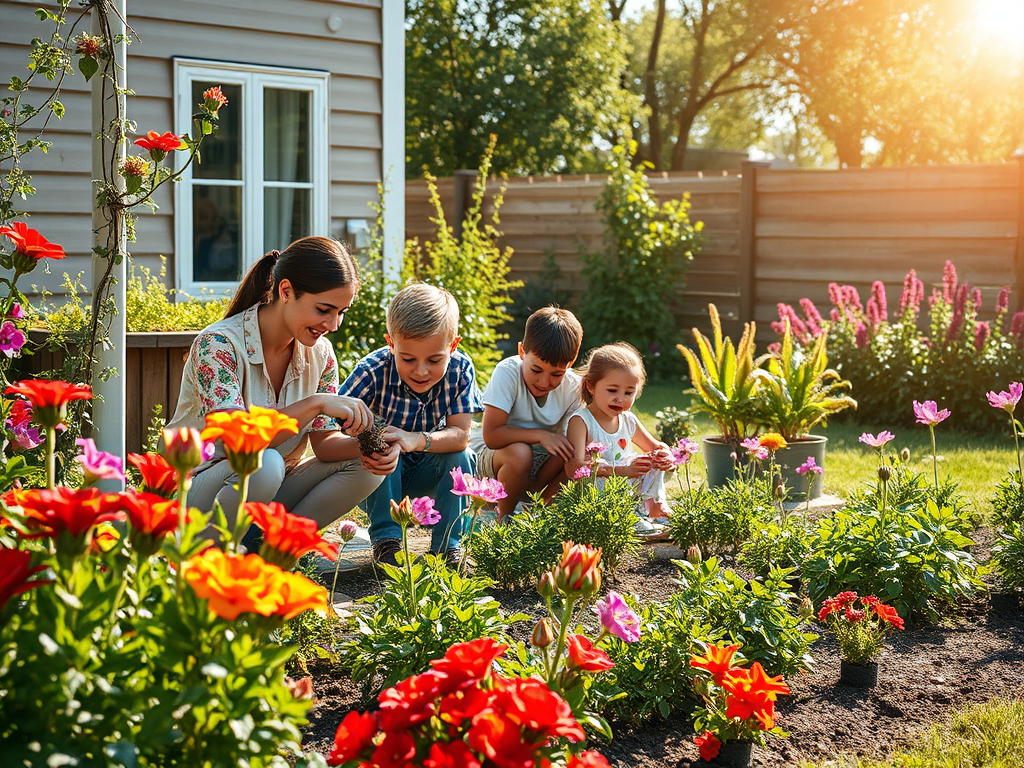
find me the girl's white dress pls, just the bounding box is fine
[572,407,667,503]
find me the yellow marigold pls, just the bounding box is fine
[201,406,299,456]
[758,432,788,451]
[183,548,325,621]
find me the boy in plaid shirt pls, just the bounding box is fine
[340,284,483,566]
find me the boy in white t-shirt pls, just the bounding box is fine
[471,307,584,518]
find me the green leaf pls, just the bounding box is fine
[79,56,98,81]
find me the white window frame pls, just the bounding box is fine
[173,58,330,297]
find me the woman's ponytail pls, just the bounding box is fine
[224,250,279,318]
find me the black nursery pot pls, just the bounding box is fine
[709,741,754,768]
[840,660,879,688]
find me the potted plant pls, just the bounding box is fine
[818,591,904,687]
[678,304,769,487]
[689,643,791,767]
[754,317,856,499]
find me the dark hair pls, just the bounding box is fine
[578,342,646,404]
[522,306,583,366]
[224,236,359,318]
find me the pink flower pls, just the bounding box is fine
[593,591,641,643]
[449,468,507,505]
[5,400,42,450]
[338,520,359,543]
[870,281,888,323]
[740,437,769,461]
[997,287,1010,315]
[573,466,592,480]
[585,442,606,457]
[900,269,924,315]
[0,321,26,358]
[854,322,869,348]
[795,456,823,476]
[859,431,895,449]
[987,382,1023,414]
[670,438,699,466]
[913,400,950,426]
[8,303,25,319]
[974,321,990,351]
[942,261,958,304]
[75,437,126,484]
[411,496,440,526]
[800,298,824,337]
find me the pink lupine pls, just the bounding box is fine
[997,287,1010,315]
[900,269,923,315]
[870,281,888,323]
[844,285,863,313]
[855,322,869,348]
[972,287,982,311]
[828,282,844,309]
[800,298,824,337]
[974,321,990,351]
[866,299,882,330]
[830,308,841,323]
[942,261,958,304]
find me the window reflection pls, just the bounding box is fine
[193,186,242,282]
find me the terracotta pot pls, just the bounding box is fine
[839,659,879,688]
[705,740,754,767]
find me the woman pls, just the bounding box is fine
[167,236,383,531]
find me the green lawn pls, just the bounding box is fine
[635,382,1018,520]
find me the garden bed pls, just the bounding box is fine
[301,529,1024,767]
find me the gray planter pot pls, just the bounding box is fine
[702,435,828,500]
[840,660,879,688]
[704,740,753,767]
[702,436,743,488]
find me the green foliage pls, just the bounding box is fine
[992,470,1024,528]
[469,508,561,590]
[274,555,345,675]
[545,476,642,576]
[674,558,817,678]
[668,476,775,555]
[739,516,814,578]
[125,259,229,332]
[337,553,524,700]
[850,462,975,531]
[803,499,986,619]
[579,139,703,379]
[404,140,521,383]
[756,319,856,441]
[679,304,766,441]
[654,406,695,446]
[994,521,1024,593]
[504,253,573,350]
[405,0,635,177]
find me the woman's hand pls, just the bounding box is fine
[320,395,372,435]
[362,442,400,476]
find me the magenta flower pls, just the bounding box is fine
[997,287,1010,315]
[796,456,823,476]
[859,431,895,449]
[593,591,641,643]
[913,400,950,426]
[585,441,606,457]
[8,302,25,319]
[740,437,768,461]
[670,438,700,466]
[854,322,869,348]
[337,520,359,543]
[573,466,592,480]
[987,382,1023,414]
[5,399,42,450]
[449,468,508,505]
[75,437,125,484]
[411,496,441,526]
[0,321,26,358]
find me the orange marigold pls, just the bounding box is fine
[201,406,298,464]
[758,432,788,451]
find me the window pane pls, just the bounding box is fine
[264,187,311,252]
[264,88,310,183]
[193,185,242,282]
[192,82,242,180]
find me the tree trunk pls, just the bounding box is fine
[670,108,699,171]
[641,0,667,170]
[833,130,864,169]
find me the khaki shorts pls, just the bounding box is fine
[476,444,550,480]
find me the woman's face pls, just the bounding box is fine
[280,280,357,347]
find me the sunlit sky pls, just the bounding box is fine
[973,0,1024,48]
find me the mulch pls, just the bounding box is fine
[302,527,1024,767]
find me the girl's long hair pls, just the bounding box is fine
[224,236,359,318]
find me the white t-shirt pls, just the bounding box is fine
[470,356,582,451]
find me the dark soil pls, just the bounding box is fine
[302,528,1024,767]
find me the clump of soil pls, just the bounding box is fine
[357,415,388,457]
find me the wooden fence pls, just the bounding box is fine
[406,161,1024,341]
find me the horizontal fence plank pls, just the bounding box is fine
[757,164,1019,193]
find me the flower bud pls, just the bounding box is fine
[160,427,205,474]
[686,544,702,565]
[774,483,786,500]
[338,520,358,543]
[878,465,892,482]
[798,596,815,621]
[390,497,414,527]
[900,447,911,463]
[553,541,603,598]
[531,618,555,649]
[537,571,556,599]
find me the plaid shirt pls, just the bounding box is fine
[339,347,483,434]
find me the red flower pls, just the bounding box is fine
[835,591,858,607]
[0,547,52,611]
[553,541,602,596]
[121,490,184,555]
[845,607,865,623]
[327,710,378,766]
[3,487,124,540]
[872,602,905,630]
[127,452,178,498]
[5,380,91,428]
[438,685,494,726]
[0,222,66,263]
[424,741,482,768]
[467,711,543,768]
[134,131,186,154]
[690,643,742,685]
[497,676,586,742]
[694,731,721,762]
[568,752,611,768]
[370,731,416,768]
[377,670,444,731]
[565,634,614,672]
[722,662,790,729]
[247,501,338,569]
[430,637,508,685]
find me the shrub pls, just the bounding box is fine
[654,405,695,446]
[668,476,775,555]
[993,521,1024,593]
[992,471,1024,528]
[739,516,813,578]
[126,259,229,331]
[469,507,561,589]
[850,462,975,531]
[773,263,1024,432]
[580,138,702,380]
[545,476,641,575]
[803,499,986,619]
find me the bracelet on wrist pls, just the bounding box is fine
[421,431,432,453]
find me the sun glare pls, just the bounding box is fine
[974,0,1024,49]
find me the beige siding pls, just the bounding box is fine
[1,0,384,296]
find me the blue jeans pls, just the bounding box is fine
[361,449,476,552]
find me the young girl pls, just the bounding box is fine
[566,343,675,529]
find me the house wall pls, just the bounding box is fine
[1,0,385,298]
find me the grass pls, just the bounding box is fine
[635,382,1018,521]
[799,698,1024,768]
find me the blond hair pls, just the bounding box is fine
[387,283,460,341]
[578,342,646,404]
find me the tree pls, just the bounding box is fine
[405,0,638,178]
